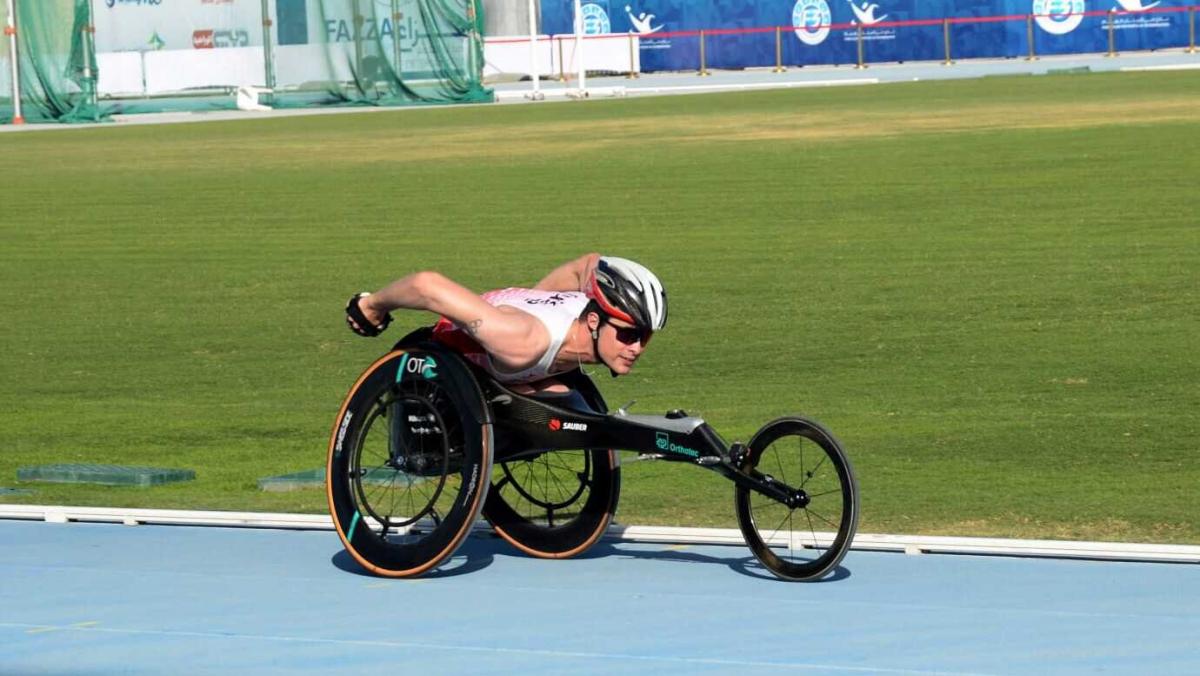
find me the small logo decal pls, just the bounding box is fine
[397,354,439,381]
[793,0,832,46]
[1033,0,1086,35]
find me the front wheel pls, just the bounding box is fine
[734,417,859,581]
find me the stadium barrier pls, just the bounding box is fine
[517,5,1198,79]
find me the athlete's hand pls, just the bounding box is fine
[345,292,393,337]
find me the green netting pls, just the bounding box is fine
[272,0,492,108]
[1,0,490,123]
[1,0,100,123]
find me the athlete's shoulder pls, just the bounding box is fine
[483,287,587,307]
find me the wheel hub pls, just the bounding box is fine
[788,490,811,509]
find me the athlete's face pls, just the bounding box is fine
[599,318,651,374]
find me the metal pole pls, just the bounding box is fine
[942,19,953,65]
[88,0,97,111]
[1105,9,1117,57]
[855,24,866,69]
[80,8,97,114]
[527,0,543,98]
[5,0,22,124]
[391,0,402,77]
[773,26,785,72]
[573,0,588,91]
[261,0,275,89]
[1026,14,1038,61]
[1188,6,1196,54]
[557,36,565,81]
[626,31,638,79]
[353,3,364,84]
[698,30,710,76]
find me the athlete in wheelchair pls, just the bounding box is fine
[329,254,858,581]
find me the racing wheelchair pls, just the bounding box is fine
[326,333,859,581]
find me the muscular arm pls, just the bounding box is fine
[360,271,547,369]
[534,252,600,292]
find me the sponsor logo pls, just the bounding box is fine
[214,30,250,47]
[335,411,353,454]
[625,4,663,35]
[655,431,699,458]
[848,0,888,25]
[1033,0,1087,35]
[839,0,897,42]
[1114,0,1158,10]
[105,0,162,7]
[1110,0,1170,29]
[581,3,612,34]
[792,0,832,46]
[147,31,166,50]
[193,30,214,49]
[525,293,567,306]
[550,418,587,432]
[465,464,479,499]
[406,414,441,436]
[397,354,439,381]
[324,16,419,52]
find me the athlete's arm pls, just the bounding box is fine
[359,272,548,369]
[533,252,600,293]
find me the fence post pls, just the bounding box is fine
[1025,14,1038,61]
[1105,9,1118,57]
[5,0,22,124]
[261,0,276,89]
[942,19,954,65]
[557,36,566,81]
[855,23,866,69]
[627,31,639,78]
[1189,6,1197,53]
[773,26,786,72]
[698,30,711,76]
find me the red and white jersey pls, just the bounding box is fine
[432,288,590,385]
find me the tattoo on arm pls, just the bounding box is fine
[465,319,482,336]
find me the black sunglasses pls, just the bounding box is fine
[609,323,652,346]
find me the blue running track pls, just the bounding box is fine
[1,520,1197,675]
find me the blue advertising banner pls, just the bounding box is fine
[540,0,1194,71]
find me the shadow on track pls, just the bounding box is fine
[330,533,852,582]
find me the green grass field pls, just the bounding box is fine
[1,71,1197,542]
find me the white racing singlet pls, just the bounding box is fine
[432,288,590,385]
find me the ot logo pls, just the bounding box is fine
[397,354,438,381]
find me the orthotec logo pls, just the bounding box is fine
[580,3,611,34]
[1033,0,1086,35]
[847,0,888,26]
[1114,0,1158,10]
[792,0,832,46]
[655,432,699,458]
[625,4,663,35]
[397,354,438,381]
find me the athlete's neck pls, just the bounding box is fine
[552,320,597,371]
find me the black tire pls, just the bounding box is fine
[327,349,492,577]
[734,417,859,581]
[483,371,620,559]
